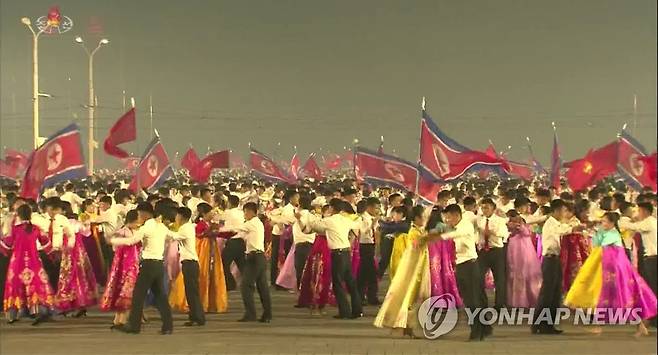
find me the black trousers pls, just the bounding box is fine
[377,237,394,278]
[456,259,486,338]
[0,254,8,302]
[478,247,507,308]
[331,250,362,318]
[40,251,60,291]
[294,242,313,289]
[127,260,173,332]
[181,260,205,324]
[642,256,657,326]
[222,238,246,291]
[241,252,272,319]
[270,234,281,285]
[534,255,562,329]
[357,243,378,303]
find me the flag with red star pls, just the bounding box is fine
[300,154,323,180]
[354,147,418,193]
[565,141,618,191]
[128,135,173,193]
[250,148,293,184]
[190,150,230,183]
[20,124,86,199]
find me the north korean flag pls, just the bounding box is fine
[250,148,293,184]
[618,130,655,190]
[354,148,418,193]
[417,166,443,204]
[20,124,87,200]
[0,159,19,180]
[419,110,504,181]
[300,154,323,180]
[129,135,173,192]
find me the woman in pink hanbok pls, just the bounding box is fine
[100,210,141,328]
[1,205,55,325]
[55,201,98,317]
[505,211,542,308]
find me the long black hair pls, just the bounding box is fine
[16,204,34,233]
[603,211,621,234]
[195,203,213,223]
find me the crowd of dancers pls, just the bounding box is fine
[0,173,656,341]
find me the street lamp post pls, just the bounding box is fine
[21,17,49,149]
[75,36,109,174]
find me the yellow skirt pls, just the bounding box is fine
[197,238,228,313]
[564,247,603,309]
[168,272,188,312]
[389,233,410,280]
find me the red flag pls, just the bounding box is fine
[417,167,443,204]
[4,149,28,171]
[550,130,561,190]
[506,162,534,181]
[290,153,300,180]
[639,152,657,187]
[250,149,293,183]
[419,112,504,180]
[324,154,342,170]
[230,153,247,170]
[484,144,498,159]
[190,150,230,183]
[122,157,140,171]
[0,159,19,180]
[128,136,173,193]
[300,154,323,180]
[181,147,200,173]
[20,124,87,199]
[618,131,655,190]
[354,148,418,193]
[565,142,618,191]
[103,108,137,159]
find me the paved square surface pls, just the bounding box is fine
[0,288,656,355]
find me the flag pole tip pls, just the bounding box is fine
[130,97,135,108]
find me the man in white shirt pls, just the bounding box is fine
[292,196,317,291]
[219,195,247,291]
[174,207,205,327]
[496,189,515,214]
[476,198,509,310]
[515,197,547,225]
[623,202,657,327]
[299,198,363,319]
[110,202,179,335]
[35,197,76,291]
[436,204,488,341]
[224,202,272,323]
[268,190,299,288]
[533,199,579,335]
[186,186,202,217]
[60,183,83,214]
[462,196,479,226]
[357,197,381,305]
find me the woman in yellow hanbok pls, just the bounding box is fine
[172,203,227,313]
[374,206,431,338]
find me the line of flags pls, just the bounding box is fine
[4,99,657,200]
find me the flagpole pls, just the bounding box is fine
[149,94,154,139]
[414,97,425,202]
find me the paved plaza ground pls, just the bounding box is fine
[0,288,655,355]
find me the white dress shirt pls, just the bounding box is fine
[218,207,245,239]
[32,213,75,250]
[176,222,199,261]
[293,210,316,244]
[541,216,574,256]
[97,208,121,237]
[522,213,548,225]
[623,216,657,257]
[476,214,509,248]
[61,191,84,213]
[497,200,514,214]
[441,217,479,265]
[462,210,478,227]
[187,197,202,214]
[111,218,180,260]
[358,212,377,244]
[305,213,359,250]
[231,216,266,253]
[270,203,297,235]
